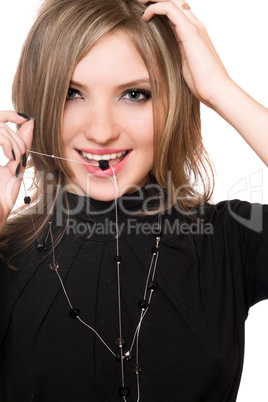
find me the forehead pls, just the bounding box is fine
[71,32,149,84]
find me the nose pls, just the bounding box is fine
[84,101,120,145]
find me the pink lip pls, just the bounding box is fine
[75,149,132,178]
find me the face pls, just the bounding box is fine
[62,32,154,201]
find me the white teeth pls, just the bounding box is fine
[80,151,126,161]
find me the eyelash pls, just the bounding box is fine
[120,89,152,103]
[66,88,152,103]
[66,88,83,101]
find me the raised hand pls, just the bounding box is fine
[0,111,34,231]
[140,0,231,108]
[140,0,268,165]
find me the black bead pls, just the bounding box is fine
[133,363,142,374]
[99,160,109,171]
[138,299,149,310]
[147,280,158,291]
[36,241,48,251]
[69,307,80,318]
[124,350,133,360]
[119,387,130,397]
[151,246,159,255]
[116,337,125,347]
[24,196,31,204]
[114,255,121,263]
[154,228,162,237]
[49,262,59,271]
[115,354,121,361]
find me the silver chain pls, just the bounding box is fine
[48,171,162,401]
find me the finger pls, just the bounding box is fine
[0,134,18,163]
[140,0,210,41]
[141,0,195,17]
[142,2,223,65]
[0,110,31,125]
[141,0,218,61]
[0,119,35,173]
[140,0,190,7]
[142,2,198,32]
[0,120,31,164]
[0,139,21,179]
[17,118,34,151]
[0,123,23,163]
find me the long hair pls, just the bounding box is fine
[0,0,214,264]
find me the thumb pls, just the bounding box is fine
[17,118,35,150]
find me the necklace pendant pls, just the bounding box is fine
[133,363,141,374]
[116,337,125,347]
[147,280,158,291]
[36,241,48,251]
[124,350,133,360]
[69,307,80,318]
[151,246,159,255]
[119,386,130,397]
[49,261,59,271]
[24,196,31,204]
[138,299,149,310]
[114,255,121,262]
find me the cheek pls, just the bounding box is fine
[124,108,154,146]
[62,107,81,146]
[139,119,154,149]
[62,110,72,144]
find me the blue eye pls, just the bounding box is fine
[121,89,151,103]
[66,88,83,101]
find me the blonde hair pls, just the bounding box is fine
[0,0,213,262]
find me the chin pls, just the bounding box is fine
[64,171,148,201]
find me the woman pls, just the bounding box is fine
[0,0,268,401]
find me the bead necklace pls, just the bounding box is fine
[23,156,162,401]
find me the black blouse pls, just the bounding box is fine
[1,191,268,402]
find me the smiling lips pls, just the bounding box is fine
[76,148,132,177]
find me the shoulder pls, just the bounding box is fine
[160,199,268,247]
[203,199,268,235]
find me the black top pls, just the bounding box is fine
[1,191,268,402]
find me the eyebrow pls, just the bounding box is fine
[116,78,151,91]
[69,78,151,92]
[69,80,89,91]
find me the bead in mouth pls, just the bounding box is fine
[99,160,109,171]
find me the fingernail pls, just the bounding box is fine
[29,117,35,121]
[17,112,30,120]
[22,153,27,168]
[15,163,20,178]
[12,149,16,161]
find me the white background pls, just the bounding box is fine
[0,0,268,399]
